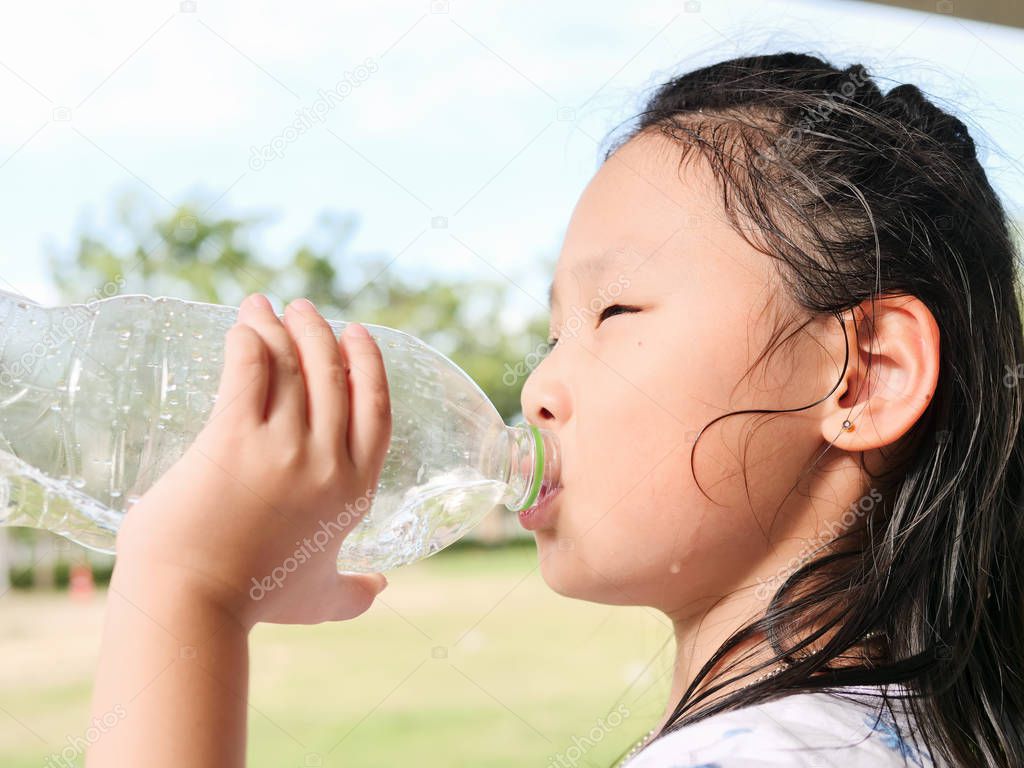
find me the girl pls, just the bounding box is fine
[85,52,1024,767]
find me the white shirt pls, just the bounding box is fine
[624,684,943,767]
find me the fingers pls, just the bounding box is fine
[210,321,269,425]
[237,293,307,429]
[233,296,391,480]
[340,323,393,473]
[282,298,350,453]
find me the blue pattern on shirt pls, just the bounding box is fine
[864,712,932,766]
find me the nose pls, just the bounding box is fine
[520,355,572,430]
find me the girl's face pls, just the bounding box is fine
[521,130,845,616]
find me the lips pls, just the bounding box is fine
[518,485,562,531]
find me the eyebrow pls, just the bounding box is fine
[547,250,624,309]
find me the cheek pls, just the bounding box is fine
[546,336,806,604]
[542,445,774,607]
[573,347,686,489]
[536,377,686,603]
[544,421,689,595]
[555,340,700,560]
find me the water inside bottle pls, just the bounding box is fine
[0,444,513,571]
[0,448,122,551]
[337,466,510,572]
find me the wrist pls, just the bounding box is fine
[110,555,256,636]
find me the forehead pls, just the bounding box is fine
[547,248,639,307]
[549,130,720,307]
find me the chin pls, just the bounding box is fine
[534,536,631,605]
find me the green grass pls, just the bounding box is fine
[0,543,675,767]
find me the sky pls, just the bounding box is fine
[1,0,1022,314]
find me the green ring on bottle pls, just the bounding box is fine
[513,422,545,512]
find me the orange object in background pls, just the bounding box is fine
[69,563,95,601]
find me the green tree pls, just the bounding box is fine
[46,192,549,421]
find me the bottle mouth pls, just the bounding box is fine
[506,422,561,512]
[519,423,545,511]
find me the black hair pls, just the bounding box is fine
[602,52,1024,767]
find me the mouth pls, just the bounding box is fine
[518,485,562,531]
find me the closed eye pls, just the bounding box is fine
[546,304,640,349]
[598,304,641,325]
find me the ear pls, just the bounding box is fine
[822,293,940,451]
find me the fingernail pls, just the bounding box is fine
[347,322,370,339]
[291,297,316,314]
[377,577,388,593]
[248,293,271,310]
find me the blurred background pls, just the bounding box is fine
[1,1,1023,766]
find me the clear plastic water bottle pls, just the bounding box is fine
[0,289,560,572]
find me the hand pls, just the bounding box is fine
[114,292,393,629]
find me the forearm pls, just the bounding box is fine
[85,560,250,768]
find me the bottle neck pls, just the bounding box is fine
[494,423,560,512]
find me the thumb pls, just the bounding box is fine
[329,572,389,621]
[359,572,389,595]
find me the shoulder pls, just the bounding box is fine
[624,685,940,768]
